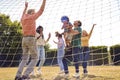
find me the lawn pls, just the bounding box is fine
[0,66,120,80]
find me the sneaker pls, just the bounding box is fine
[58,70,64,74]
[29,74,36,78]
[83,70,88,77]
[59,73,69,79]
[37,70,42,74]
[21,75,30,79]
[73,72,80,78]
[83,73,88,77]
[15,76,22,80]
[63,73,69,78]
[30,71,34,75]
[83,69,88,74]
[30,71,36,78]
[36,70,42,77]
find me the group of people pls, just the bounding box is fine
[54,16,96,78]
[14,0,96,80]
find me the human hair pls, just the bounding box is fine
[36,25,44,39]
[58,34,62,38]
[82,30,89,36]
[78,20,82,26]
[55,31,62,38]
[27,9,35,14]
[55,31,59,37]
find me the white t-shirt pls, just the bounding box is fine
[35,32,45,46]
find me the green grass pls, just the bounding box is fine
[0,66,120,80]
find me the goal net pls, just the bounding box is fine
[0,0,120,79]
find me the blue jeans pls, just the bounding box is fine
[62,46,72,74]
[80,47,90,69]
[57,48,65,71]
[72,47,81,73]
[37,45,45,70]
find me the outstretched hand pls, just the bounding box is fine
[48,33,51,38]
[93,24,96,26]
[25,1,28,8]
[53,40,57,44]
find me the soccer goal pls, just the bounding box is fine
[0,0,120,80]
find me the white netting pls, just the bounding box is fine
[0,0,120,79]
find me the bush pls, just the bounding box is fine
[110,44,120,65]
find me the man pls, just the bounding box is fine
[15,0,46,80]
[62,20,82,78]
[71,20,82,78]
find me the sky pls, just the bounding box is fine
[0,0,120,49]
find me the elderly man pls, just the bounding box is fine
[15,0,46,80]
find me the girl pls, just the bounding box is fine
[81,24,96,76]
[53,32,65,74]
[31,25,51,77]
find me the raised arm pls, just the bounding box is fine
[22,2,28,18]
[53,40,58,44]
[45,33,51,43]
[34,0,46,19]
[88,24,96,39]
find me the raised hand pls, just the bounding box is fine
[25,1,28,8]
[93,24,96,26]
[48,33,51,38]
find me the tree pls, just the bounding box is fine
[0,13,22,67]
[44,43,50,52]
[110,44,120,65]
[0,13,22,55]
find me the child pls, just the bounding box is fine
[53,32,65,74]
[61,16,72,32]
[61,16,73,46]
[30,25,51,77]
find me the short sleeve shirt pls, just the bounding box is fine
[71,27,82,47]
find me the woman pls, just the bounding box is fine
[81,24,96,76]
[31,25,51,76]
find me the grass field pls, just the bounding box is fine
[0,66,120,80]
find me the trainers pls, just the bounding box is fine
[58,70,64,74]
[30,71,36,78]
[83,73,88,77]
[36,70,42,77]
[37,70,42,74]
[30,74,36,78]
[15,76,22,80]
[30,71,34,75]
[73,72,80,78]
[83,69,88,74]
[21,75,30,79]
[83,70,88,76]
[63,73,69,78]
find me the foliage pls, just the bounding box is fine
[0,13,22,55]
[110,44,120,54]
[110,44,120,65]
[44,43,50,51]
[90,46,108,53]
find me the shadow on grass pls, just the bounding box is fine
[53,75,80,80]
[81,74,115,80]
[52,74,115,80]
